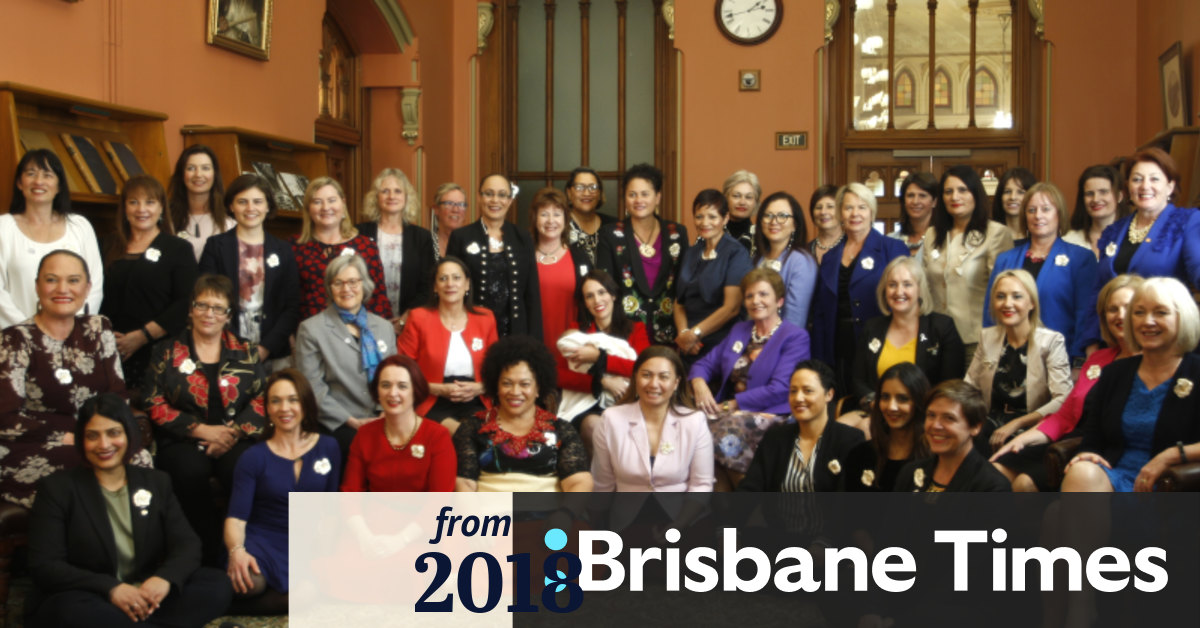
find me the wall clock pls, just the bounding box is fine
[715,0,783,45]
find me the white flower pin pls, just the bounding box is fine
[1105,242,1117,258]
[861,469,875,487]
[144,247,161,262]
[545,432,557,447]
[1086,364,1102,380]
[466,242,481,255]
[340,248,355,257]
[267,253,280,268]
[914,468,926,487]
[579,265,588,275]
[376,339,388,354]
[868,338,882,354]
[732,340,744,353]
[177,230,190,238]
[313,458,332,475]
[861,257,875,271]
[659,441,675,455]
[411,444,426,459]
[670,231,680,240]
[1174,378,1193,399]
[920,333,928,343]
[669,243,681,257]
[930,248,941,260]
[1054,254,1069,267]
[471,337,483,352]
[766,259,782,272]
[133,489,152,516]
[828,459,842,475]
[179,359,196,375]
[613,228,624,238]
[55,368,73,385]
[569,230,579,244]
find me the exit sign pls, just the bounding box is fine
[775,132,807,150]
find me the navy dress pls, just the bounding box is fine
[227,435,341,592]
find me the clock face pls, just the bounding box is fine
[716,0,783,45]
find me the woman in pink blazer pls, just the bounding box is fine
[592,346,714,493]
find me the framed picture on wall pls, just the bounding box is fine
[1158,41,1190,130]
[206,0,273,61]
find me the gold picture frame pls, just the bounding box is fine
[1159,41,1190,130]
[206,0,273,61]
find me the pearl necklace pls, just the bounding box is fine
[537,244,563,264]
[1127,213,1157,245]
[814,234,844,251]
[750,319,782,344]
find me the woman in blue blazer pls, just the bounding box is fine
[984,182,1099,363]
[199,174,300,364]
[1096,147,1200,291]
[810,183,909,393]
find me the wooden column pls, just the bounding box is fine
[580,0,591,166]
[926,0,937,130]
[967,0,978,128]
[544,1,556,187]
[886,0,897,130]
[616,0,627,179]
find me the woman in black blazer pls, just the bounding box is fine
[199,174,300,364]
[445,174,542,339]
[27,394,231,627]
[850,256,965,409]
[894,380,1011,492]
[738,360,865,492]
[356,167,436,334]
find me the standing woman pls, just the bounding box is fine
[737,360,865,492]
[0,251,132,507]
[924,165,1015,356]
[102,176,198,392]
[293,177,391,320]
[843,363,931,492]
[446,174,542,339]
[806,185,842,266]
[894,380,1010,492]
[723,170,761,254]
[167,144,234,262]
[596,163,690,345]
[1096,147,1200,290]
[991,167,1038,241]
[565,167,614,263]
[531,188,590,359]
[984,182,1099,363]
[225,369,340,614]
[357,168,436,333]
[1064,164,1127,259]
[341,354,457,492]
[674,189,753,362]
[431,183,468,258]
[592,346,714,493]
[0,149,103,328]
[753,191,817,328]
[810,183,909,395]
[199,174,300,367]
[889,171,938,260]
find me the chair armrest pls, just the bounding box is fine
[1155,462,1200,492]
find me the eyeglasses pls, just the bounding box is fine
[481,190,512,201]
[439,201,468,209]
[762,213,793,223]
[572,184,600,193]
[331,278,364,290]
[192,302,231,315]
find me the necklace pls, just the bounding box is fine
[385,418,419,451]
[814,233,844,251]
[1127,213,1157,244]
[439,310,467,332]
[633,223,659,257]
[701,247,718,260]
[751,319,782,344]
[537,244,563,264]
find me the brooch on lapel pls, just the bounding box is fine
[861,257,875,270]
[732,341,744,353]
[1086,365,1102,380]
[133,489,152,516]
[868,338,882,354]
[1055,254,1069,267]
[1175,378,1194,399]
[828,459,842,475]
[466,242,481,255]
[267,253,280,268]
[913,468,926,488]
[313,458,332,475]
[179,359,196,375]
[1105,242,1117,257]
[412,444,426,459]
[144,248,161,262]
[861,469,875,487]
[54,368,73,385]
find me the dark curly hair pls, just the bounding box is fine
[623,163,663,193]
[76,393,141,466]
[481,335,558,408]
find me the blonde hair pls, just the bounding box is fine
[990,269,1042,331]
[876,256,932,316]
[837,182,878,223]
[297,177,357,244]
[722,170,762,203]
[1097,274,1144,347]
[362,168,419,224]
[1018,182,1069,237]
[1125,276,1200,354]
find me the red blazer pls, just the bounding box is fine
[399,307,498,415]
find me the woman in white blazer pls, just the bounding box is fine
[965,269,1071,460]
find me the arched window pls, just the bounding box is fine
[895,70,915,109]
[974,68,997,107]
[933,69,951,109]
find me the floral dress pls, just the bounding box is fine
[0,316,138,507]
[453,408,589,489]
[292,235,392,320]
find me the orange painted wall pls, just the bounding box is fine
[673,0,823,234]
[1135,0,1200,146]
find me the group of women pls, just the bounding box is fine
[2,142,1200,624]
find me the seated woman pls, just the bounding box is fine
[673,189,753,363]
[991,274,1142,491]
[753,191,817,328]
[295,253,397,458]
[141,274,267,565]
[1062,277,1200,492]
[27,394,231,628]
[356,168,436,333]
[843,363,931,492]
[102,175,198,392]
[453,336,592,492]
[849,256,965,414]
[293,176,391,320]
[556,269,651,448]
[691,268,811,490]
[592,346,714,492]
[737,360,865,492]
[225,369,341,614]
[398,256,498,434]
[965,269,1072,454]
[1,251,134,508]
[894,380,1011,492]
[342,354,456,492]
